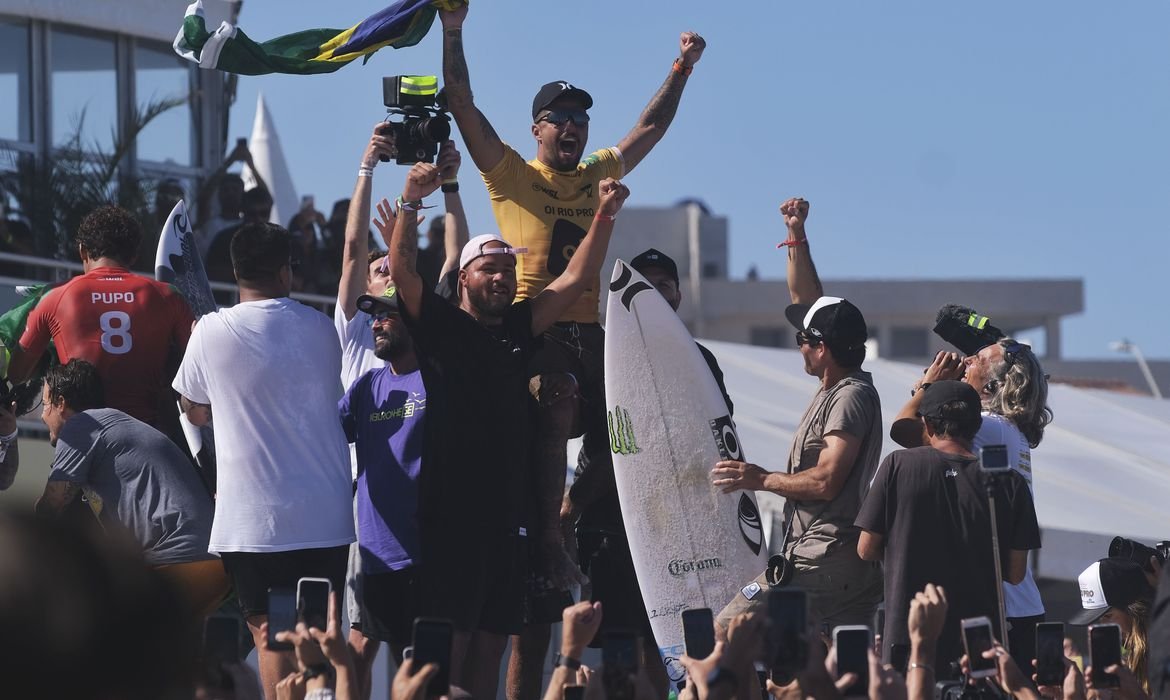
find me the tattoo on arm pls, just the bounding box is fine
[477,110,499,142]
[443,29,471,106]
[638,73,686,131]
[396,215,419,272]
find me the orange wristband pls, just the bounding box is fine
[672,58,693,76]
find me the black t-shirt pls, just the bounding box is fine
[574,341,735,534]
[400,290,538,542]
[855,446,1041,670]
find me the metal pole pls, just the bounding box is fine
[1128,343,1164,399]
[986,483,1010,652]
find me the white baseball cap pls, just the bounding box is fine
[458,233,528,270]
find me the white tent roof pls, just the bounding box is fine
[701,340,1170,582]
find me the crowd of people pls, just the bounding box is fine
[0,5,1167,700]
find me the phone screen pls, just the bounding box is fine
[267,588,296,651]
[203,615,242,665]
[412,618,453,698]
[962,619,996,675]
[1089,624,1121,688]
[1034,623,1065,686]
[563,686,586,700]
[768,589,808,682]
[297,578,331,631]
[682,608,715,660]
[833,627,871,697]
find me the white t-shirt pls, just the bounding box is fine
[334,305,385,393]
[974,412,1045,617]
[174,297,355,554]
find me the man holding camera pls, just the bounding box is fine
[711,199,884,632]
[890,325,1052,671]
[378,158,629,700]
[439,6,705,694]
[856,380,1041,675]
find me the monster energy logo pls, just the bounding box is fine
[608,406,640,455]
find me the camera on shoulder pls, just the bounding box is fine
[380,75,451,165]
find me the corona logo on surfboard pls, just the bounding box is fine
[608,405,640,455]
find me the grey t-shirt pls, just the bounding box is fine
[784,371,883,563]
[48,408,215,565]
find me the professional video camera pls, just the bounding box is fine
[380,75,451,165]
[1109,536,1170,574]
[933,304,1006,357]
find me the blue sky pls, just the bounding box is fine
[226,1,1169,359]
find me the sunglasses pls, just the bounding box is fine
[537,109,590,126]
[1002,341,1029,368]
[795,330,823,347]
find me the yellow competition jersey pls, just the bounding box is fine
[482,145,624,323]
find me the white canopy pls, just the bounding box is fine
[700,340,1170,582]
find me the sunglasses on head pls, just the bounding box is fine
[537,109,590,126]
[1002,341,1029,368]
[795,330,823,347]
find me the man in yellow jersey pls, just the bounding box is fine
[439,6,705,698]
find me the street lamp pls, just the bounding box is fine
[1109,339,1163,399]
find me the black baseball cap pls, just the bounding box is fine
[1070,557,1154,626]
[917,380,982,421]
[532,81,594,121]
[356,288,400,315]
[785,296,868,350]
[630,248,679,284]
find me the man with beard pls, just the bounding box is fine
[378,161,629,700]
[338,288,424,675]
[439,8,706,696]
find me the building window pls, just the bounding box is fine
[52,29,118,152]
[136,42,194,166]
[890,327,929,358]
[750,326,790,348]
[0,20,32,143]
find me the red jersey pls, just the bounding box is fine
[20,266,195,424]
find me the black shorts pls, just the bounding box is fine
[357,567,419,647]
[577,530,652,644]
[417,533,528,636]
[220,545,349,619]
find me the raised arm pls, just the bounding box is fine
[338,125,396,320]
[616,32,706,175]
[530,179,629,335]
[375,163,445,320]
[439,6,505,173]
[890,352,965,448]
[436,141,470,278]
[781,197,823,304]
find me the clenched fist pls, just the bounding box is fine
[679,32,707,67]
[597,178,631,219]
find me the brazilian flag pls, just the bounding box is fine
[173,0,467,76]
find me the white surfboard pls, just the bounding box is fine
[155,200,217,482]
[604,260,769,684]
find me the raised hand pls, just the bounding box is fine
[561,601,604,659]
[922,351,964,385]
[780,198,810,239]
[597,179,631,219]
[908,583,948,646]
[679,32,707,67]
[438,2,468,29]
[363,122,397,168]
[437,140,462,182]
[402,162,444,202]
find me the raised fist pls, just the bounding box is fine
[402,162,442,202]
[679,32,707,67]
[780,197,810,237]
[597,179,630,219]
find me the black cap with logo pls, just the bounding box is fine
[784,296,868,351]
[532,81,594,121]
[630,248,679,284]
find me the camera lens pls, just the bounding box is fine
[1108,536,1128,559]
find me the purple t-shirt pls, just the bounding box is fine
[339,367,426,573]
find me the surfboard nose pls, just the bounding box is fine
[609,259,631,288]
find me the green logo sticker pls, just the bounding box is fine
[608,405,640,455]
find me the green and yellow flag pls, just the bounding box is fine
[173,0,467,76]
